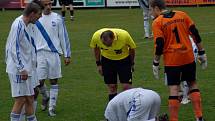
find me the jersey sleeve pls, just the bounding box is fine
[126,32,136,49]
[152,20,164,40]
[89,33,98,48]
[58,17,71,58]
[8,22,25,72]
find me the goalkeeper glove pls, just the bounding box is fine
[198,50,207,70]
[152,60,159,80]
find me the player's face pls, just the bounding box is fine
[42,0,52,15]
[150,6,160,19]
[30,10,42,24]
[102,37,114,47]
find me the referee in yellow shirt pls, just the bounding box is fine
[90,28,136,101]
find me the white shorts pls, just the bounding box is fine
[8,73,35,97]
[32,70,39,88]
[37,51,62,80]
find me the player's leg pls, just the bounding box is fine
[165,66,181,121]
[117,56,132,91]
[37,51,49,111]
[38,80,49,111]
[9,74,27,121]
[101,56,118,101]
[180,81,190,104]
[69,0,74,20]
[48,79,58,116]
[25,96,37,121]
[183,62,204,121]
[60,0,67,20]
[47,53,62,116]
[143,8,150,38]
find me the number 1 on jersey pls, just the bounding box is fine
[173,27,180,43]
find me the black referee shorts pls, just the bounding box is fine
[165,61,196,86]
[59,0,73,5]
[101,56,132,84]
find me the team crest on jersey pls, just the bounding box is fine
[52,21,56,27]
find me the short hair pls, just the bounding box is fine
[100,30,114,40]
[150,0,166,9]
[23,1,42,16]
[32,0,44,9]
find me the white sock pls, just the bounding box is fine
[49,84,59,110]
[182,81,189,99]
[26,114,37,121]
[33,101,37,114]
[39,84,49,100]
[19,105,26,121]
[10,112,20,121]
[144,20,150,37]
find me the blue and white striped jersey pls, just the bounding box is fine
[34,12,71,58]
[5,15,37,75]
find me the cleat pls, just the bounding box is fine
[156,113,169,121]
[41,98,49,111]
[196,117,205,121]
[48,108,56,117]
[181,98,190,104]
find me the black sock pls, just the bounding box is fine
[70,10,74,16]
[62,11,66,17]
[109,93,117,101]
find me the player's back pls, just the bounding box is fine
[153,10,194,66]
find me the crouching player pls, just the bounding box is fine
[104,88,168,121]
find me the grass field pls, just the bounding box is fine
[0,7,215,121]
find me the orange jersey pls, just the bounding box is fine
[152,10,195,66]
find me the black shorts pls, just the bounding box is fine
[101,56,132,84]
[59,0,73,5]
[165,61,196,86]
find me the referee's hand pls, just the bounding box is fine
[97,65,103,76]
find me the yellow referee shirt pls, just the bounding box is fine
[90,28,136,60]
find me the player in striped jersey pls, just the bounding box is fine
[33,0,71,117]
[5,2,42,121]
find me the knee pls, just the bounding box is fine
[38,80,45,87]
[108,85,117,93]
[50,79,58,85]
[122,84,131,91]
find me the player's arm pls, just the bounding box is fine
[92,47,103,76]
[189,25,207,69]
[58,17,71,65]
[10,24,28,80]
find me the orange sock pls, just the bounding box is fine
[168,96,180,121]
[189,89,203,118]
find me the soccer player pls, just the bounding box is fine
[90,28,136,101]
[5,1,42,121]
[34,0,71,116]
[104,88,168,121]
[180,36,198,105]
[150,0,207,121]
[59,0,74,21]
[138,0,151,38]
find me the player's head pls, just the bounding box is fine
[41,0,52,15]
[23,1,42,24]
[100,30,115,47]
[149,0,166,18]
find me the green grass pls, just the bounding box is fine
[0,7,215,121]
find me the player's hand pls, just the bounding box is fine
[97,65,103,76]
[152,60,160,80]
[198,50,207,70]
[20,70,28,80]
[64,57,70,66]
[198,54,207,69]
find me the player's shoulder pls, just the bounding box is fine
[51,12,64,20]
